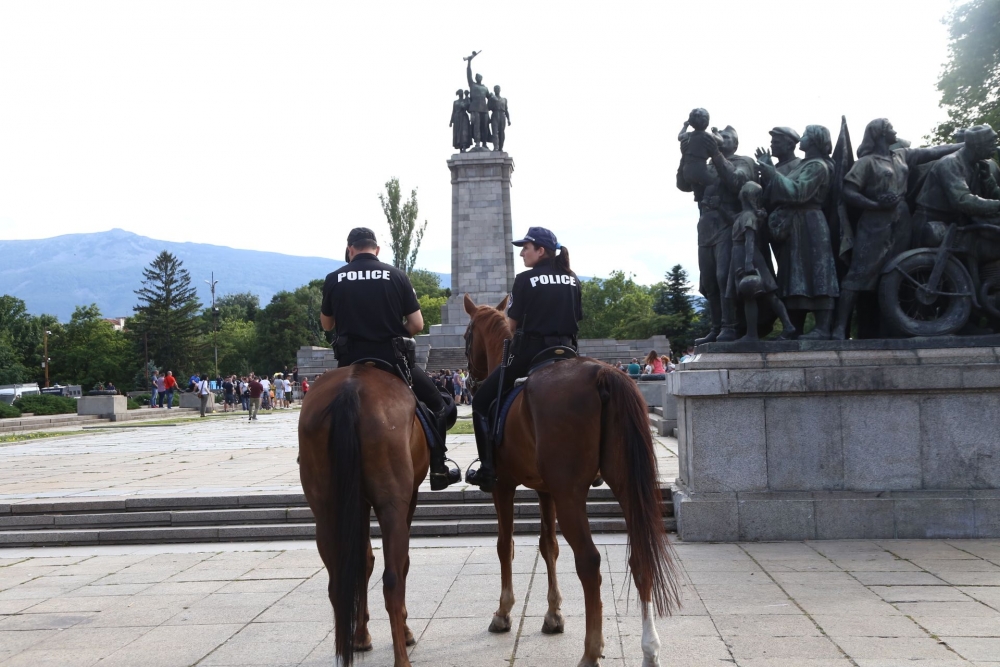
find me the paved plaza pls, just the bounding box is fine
[1,410,999,666]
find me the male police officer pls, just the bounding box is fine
[467,226,582,492]
[320,227,460,490]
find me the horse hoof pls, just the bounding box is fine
[352,642,372,652]
[541,612,565,634]
[405,627,416,646]
[575,660,600,667]
[641,657,660,667]
[488,614,512,633]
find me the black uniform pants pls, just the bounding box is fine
[337,342,445,415]
[471,339,547,441]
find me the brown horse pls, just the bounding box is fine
[298,365,428,667]
[463,294,682,667]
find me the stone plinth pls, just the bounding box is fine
[179,392,215,412]
[636,380,665,408]
[671,343,1000,541]
[77,395,126,417]
[441,151,515,325]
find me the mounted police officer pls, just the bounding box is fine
[320,227,461,490]
[466,226,583,492]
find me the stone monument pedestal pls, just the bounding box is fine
[77,395,126,418]
[441,151,514,325]
[671,339,1000,541]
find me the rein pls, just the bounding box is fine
[463,323,484,395]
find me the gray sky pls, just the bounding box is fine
[0,0,954,288]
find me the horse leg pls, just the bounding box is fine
[537,491,564,634]
[402,486,420,647]
[489,482,516,633]
[375,506,412,667]
[555,496,604,667]
[353,500,374,652]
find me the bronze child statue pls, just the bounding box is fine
[676,107,724,202]
[728,182,796,341]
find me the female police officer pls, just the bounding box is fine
[466,226,583,492]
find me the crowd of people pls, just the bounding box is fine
[613,349,689,377]
[148,366,317,419]
[429,368,470,405]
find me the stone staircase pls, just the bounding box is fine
[0,487,675,547]
[426,347,469,372]
[648,406,677,438]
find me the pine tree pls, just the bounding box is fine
[133,251,202,375]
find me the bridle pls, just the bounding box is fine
[463,322,485,396]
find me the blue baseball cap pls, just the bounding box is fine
[512,226,560,251]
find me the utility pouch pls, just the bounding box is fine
[331,335,349,361]
[392,337,417,368]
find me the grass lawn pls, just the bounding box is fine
[0,431,77,444]
[449,418,474,435]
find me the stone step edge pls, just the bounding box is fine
[0,518,678,546]
[3,487,674,515]
[0,501,655,531]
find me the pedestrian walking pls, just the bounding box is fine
[274,373,285,408]
[197,373,211,417]
[282,376,292,408]
[247,374,263,421]
[222,375,235,413]
[240,377,250,411]
[151,370,161,408]
[162,371,177,409]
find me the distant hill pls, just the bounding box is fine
[0,229,450,321]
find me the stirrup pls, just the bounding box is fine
[430,458,461,491]
[465,458,496,493]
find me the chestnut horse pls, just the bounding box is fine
[463,294,681,667]
[299,365,429,667]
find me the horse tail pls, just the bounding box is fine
[596,365,681,616]
[326,380,364,666]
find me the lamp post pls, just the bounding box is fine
[205,273,219,378]
[42,330,52,388]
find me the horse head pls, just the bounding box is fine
[462,293,511,391]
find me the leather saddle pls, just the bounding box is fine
[492,345,577,444]
[350,358,456,449]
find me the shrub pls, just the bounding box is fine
[0,402,21,419]
[13,394,77,416]
[126,398,141,410]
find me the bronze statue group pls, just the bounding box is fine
[677,109,1000,342]
[450,51,510,153]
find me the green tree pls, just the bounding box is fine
[215,292,260,322]
[579,271,657,339]
[417,294,447,334]
[408,268,449,298]
[254,281,328,373]
[133,251,203,375]
[379,177,428,273]
[650,264,704,351]
[931,0,1000,142]
[217,318,257,376]
[0,330,30,384]
[50,305,133,390]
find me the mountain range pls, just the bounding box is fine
[0,229,450,321]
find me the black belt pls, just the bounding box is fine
[524,333,576,349]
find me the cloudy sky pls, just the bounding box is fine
[0,0,955,287]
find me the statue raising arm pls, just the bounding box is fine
[465,50,479,89]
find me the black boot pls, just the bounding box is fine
[466,414,496,493]
[429,451,461,491]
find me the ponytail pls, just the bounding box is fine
[554,245,572,275]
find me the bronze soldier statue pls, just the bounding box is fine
[450,90,472,153]
[489,85,511,152]
[465,51,491,151]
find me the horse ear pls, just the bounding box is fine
[496,295,508,312]
[463,293,477,316]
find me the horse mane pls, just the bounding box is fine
[474,304,512,347]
